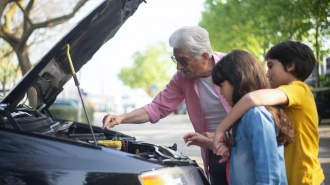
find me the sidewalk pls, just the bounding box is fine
[319,123,330,184]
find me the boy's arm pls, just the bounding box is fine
[218,89,288,132]
[214,89,288,154]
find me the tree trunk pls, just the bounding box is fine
[315,8,320,88]
[15,44,31,76]
[1,80,6,97]
[15,44,37,107]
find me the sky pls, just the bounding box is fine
[62,0,206,107]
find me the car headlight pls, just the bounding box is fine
[139,166,209,185]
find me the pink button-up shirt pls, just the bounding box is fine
[144,52,231,177]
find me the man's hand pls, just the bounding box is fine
[202,132,215,139]
[102,114,122,129]
[183,132,213,149]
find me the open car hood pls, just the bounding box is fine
[1,0,145,111]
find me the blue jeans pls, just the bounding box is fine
[209,150,228,185]
[320,181,324,185]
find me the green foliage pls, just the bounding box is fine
[118,42,175,97]
[320,74,330,87]
[200,0,265,57]
[49,106,94,124]
[200,0,330,61]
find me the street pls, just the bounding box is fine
[318,124,330,184]
[94,112,330,184]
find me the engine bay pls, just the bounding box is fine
[0,108,199,168]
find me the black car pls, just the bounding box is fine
[0,1,209,184]
[312,87,330,124]
[51,98,79,108]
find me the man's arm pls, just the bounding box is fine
[103,72,185,129]
[121,107,151,123]
[102,108,150,129]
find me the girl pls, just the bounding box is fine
[184,50,293,185]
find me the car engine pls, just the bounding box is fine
[0,108,200,168]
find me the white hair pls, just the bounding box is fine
[169,26,213,60]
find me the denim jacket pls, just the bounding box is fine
[229,106,287,185]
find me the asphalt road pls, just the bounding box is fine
[318,124,330,184]
[94,112,330,184]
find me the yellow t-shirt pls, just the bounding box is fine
[278,81,324,185]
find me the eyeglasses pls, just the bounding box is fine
[171,56,188,67]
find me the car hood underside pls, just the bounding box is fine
[1,0,145,111]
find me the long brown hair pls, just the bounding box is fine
[212,50,294,145]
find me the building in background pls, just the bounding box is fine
[323,56,330,75]
[306,56,330,86]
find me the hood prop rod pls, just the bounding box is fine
[65,44,97,145]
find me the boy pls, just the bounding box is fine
[213,41,324,185]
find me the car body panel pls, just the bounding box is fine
[0,128,163,173]
[0,126,208,185]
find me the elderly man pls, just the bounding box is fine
[103,26,231,185]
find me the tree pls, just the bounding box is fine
[118,42,175,97]
[0,0,88,106]
[200,0,330,83]
[0,41,17,97]
[200,0,264,56]
[304,0,330,87]
[0,0,88,76]
[200,0,311,58]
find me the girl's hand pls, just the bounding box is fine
[213,131,228,155]
[217,142,230,163]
